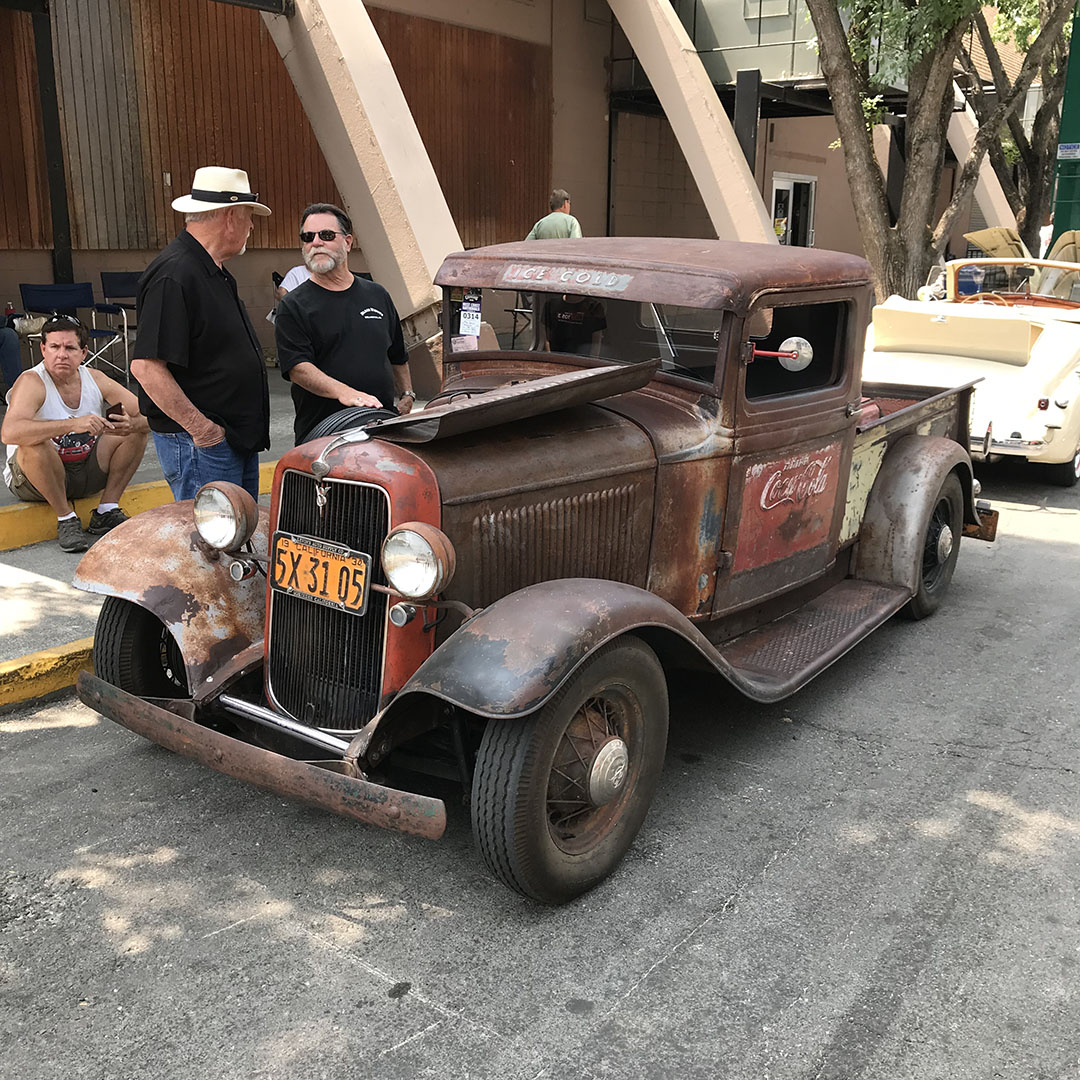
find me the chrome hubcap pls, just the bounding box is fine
[936,524,954,564]
[587,737,629,805]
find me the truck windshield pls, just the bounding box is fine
[448,288,723,385]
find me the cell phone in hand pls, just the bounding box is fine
[105,402,124,420]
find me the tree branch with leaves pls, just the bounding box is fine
[805,0,1074,301]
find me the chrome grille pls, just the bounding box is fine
[267,470,390,732]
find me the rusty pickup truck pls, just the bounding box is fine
[75,238,997,904]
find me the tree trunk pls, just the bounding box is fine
[807,0,1074,301]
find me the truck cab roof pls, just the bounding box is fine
[435,237,872,315]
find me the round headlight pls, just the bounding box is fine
[381,522,456,601]
[193,482,258,553]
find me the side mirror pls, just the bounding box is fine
[778,336,813,372]
[749,336,814,371]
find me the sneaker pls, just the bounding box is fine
[87,507,130,535]
[57,517,89,553]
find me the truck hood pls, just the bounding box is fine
[365,360,659,443]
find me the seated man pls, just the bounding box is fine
[1,316,149,553]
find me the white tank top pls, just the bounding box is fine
[3,361,105,486]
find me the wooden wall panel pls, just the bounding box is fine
[2,2,551,254]
[368,7,552,249]
[47,0,339,252]
[0,10,51,250]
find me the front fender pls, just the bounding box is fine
[855,434,973,593]
[384,578,731,722]
[72,501,268,692]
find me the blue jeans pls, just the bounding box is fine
[153,431,260,501]
[0,327,21,394]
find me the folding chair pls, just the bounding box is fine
[100,271,141,372]
[505,291,533,348]
[18,281,128,382]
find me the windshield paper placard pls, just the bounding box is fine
[500,264,634,292]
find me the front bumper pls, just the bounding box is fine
[77,672,446,840]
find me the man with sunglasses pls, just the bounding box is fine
[2,317,148,552]
[274,203,415,445]
[131,166,271,501]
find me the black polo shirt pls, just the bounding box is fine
[275,276,406,444]
[134,230,270,454]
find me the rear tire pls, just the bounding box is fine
[470,637,668,904]
[94,596,188,697]
[301,406,397,443]
[903,472,963,620]
[1045,446,1080,488]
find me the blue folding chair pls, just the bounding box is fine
[18,281,128,382]
[100,271,141,370]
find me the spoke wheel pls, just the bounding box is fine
[904,472,963,620]
[471,637,668,904]
[94,596,188,697]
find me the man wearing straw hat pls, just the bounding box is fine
[132,166,271,501]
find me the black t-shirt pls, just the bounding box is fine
[275,276,407,444]
[544,295,607,354]
[134,230,270,454]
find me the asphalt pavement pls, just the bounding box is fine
[0,457,1078,1078]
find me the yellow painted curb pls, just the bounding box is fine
[0,460,278,552]
[0,637,94,710]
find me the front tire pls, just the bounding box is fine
[903,472,963,620]
[94,596,188,697]
[470,636,668,904]
[1045,446,1080,488]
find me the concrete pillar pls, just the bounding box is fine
[260,0,463,345]
[947,89,1017,232]
[606,0,775,244]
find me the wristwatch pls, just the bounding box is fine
[399,390,416,401]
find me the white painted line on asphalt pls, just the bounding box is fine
[379,1020,444,1057]
[201,913,264,938]
[302,924,503,1038]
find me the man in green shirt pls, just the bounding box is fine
[525,189,582,240]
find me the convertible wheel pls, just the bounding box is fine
[94,596,189,697]
[1045,446,1080,488]
[470,636,668,905]
[903,472,963,620]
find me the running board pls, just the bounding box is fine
[717,580,911,702]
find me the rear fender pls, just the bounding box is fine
[855,435,973,593]
[72,502,268,694]
[372,579,734,732]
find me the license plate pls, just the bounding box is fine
[270,531,371,616]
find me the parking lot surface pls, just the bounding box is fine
[1,460,1078,1079]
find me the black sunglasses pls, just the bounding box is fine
[44,312,83,328]
[300,229,346,244]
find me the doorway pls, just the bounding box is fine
[771,174,816,246]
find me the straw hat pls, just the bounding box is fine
[171,166,272,216]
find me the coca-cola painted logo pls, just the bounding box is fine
[760,455,833,510]
[733,442,841,574]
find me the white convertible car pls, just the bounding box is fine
[864,257,1080,486]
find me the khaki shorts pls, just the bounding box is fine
[7,442,109,503]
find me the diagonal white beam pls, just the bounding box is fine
[946,87,1017,232]
[260,0,463,329]
[607,0,776,243]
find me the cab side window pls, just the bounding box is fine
[744,301,847,399]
